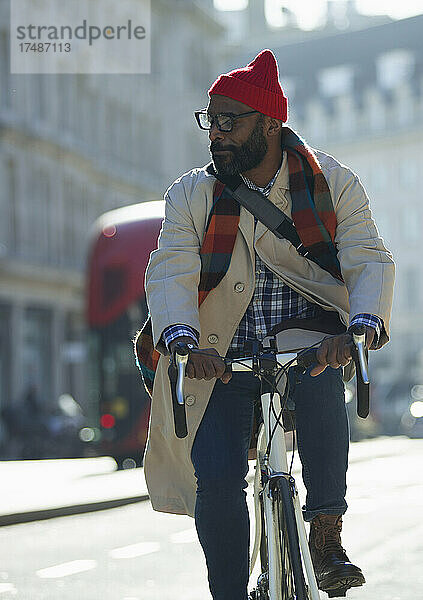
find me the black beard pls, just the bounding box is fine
[210,115,268,177]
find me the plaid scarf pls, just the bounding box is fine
[134,128,341,397]
[282,127,341,280]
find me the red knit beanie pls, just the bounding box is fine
[208,49,288,122]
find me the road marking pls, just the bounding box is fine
[0,583,17,594]
[170,528,197,544]
[36,560,97,578]
[109,542,160,559]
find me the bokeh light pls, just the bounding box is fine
[100,413,116,428]
[410,401,423,418]
[79,427,96,442]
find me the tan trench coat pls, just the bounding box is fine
[143,149,395,517]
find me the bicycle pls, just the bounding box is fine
[168,324,370,600]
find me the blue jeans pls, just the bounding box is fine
[190,367,349,600]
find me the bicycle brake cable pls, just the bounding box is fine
[267,341,323,475]
[190,350,300,465]
[177,347,316,476]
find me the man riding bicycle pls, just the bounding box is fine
[138,50,395,599]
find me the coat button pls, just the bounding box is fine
[234,282,245,293]
[207,334,219,344]
[185,395,196,406]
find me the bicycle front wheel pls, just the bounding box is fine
[271,476,309,600]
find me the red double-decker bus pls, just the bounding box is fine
[86,201,164,468]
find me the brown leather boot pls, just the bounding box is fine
[309,514,365,598]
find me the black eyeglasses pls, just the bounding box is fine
[194,109,259,132]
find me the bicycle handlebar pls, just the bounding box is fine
[349,324,370,418]
[169,325,370,438]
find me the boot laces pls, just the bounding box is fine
[313,516,346,555]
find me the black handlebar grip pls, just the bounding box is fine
[174,341,190,356]
[168,362,188,438]
[350,345,370,419]
[348,323,366,339]
[297,348,318,370]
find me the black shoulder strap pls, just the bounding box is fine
[206,163,308,257]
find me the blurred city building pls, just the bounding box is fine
[218,0,392,48]
[0,0,224,450]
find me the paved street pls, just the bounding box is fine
[0,437,422,600]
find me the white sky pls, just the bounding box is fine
[213,0,423,30]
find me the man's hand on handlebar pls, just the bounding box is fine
[169,337,232,384]
[310,327,375,377]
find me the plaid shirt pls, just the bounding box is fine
[163,170,382,351]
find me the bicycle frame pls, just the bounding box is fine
[233,354,320,600]
[258,380,320,599]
